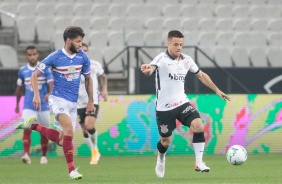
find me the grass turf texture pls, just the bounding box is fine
[0,154,280,184]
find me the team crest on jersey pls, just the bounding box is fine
[160,124,168,134]
[68,65,76,72]
[183,60,190,70]
[39,63,46,70]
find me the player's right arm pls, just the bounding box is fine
[32,52,54,109]
[15,69,24,113]
[141,53,163,76]
[141,64,156,76]
[31,70,42,110]
[15,86,24,113]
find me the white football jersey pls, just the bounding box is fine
[77,60,104,108]
[150,51,199,111]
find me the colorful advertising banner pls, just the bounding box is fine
[0,94,282,157]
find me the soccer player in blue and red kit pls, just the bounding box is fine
[15,45,53,165]
[16,26,95,180]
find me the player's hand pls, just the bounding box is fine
[44,93,51,102]
[33,95,41,110]
[216,90,231,101]
[15,105,20,113]
[101,90,108,102]
[141,64,152,76]
[86,101,95,115]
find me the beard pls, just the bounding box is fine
[69,42,79,54]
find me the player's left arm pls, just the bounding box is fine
[196,70,230,101]
[84,74,95,114]
[99,73,108,101]
[44,82,54,102]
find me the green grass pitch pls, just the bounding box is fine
[0,154,281,184]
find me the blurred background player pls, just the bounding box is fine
[16,26,94,180]
[141,30,230,178]
[15,45,53,164]
[77,43,108,165]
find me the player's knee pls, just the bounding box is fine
[160,137,172,147]
[191,118,204,132]
[63,126,73,137]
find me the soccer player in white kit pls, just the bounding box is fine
[77,43,108,164]
[16,26,95,180]
[15,46,53,164]
[141,30,230,178]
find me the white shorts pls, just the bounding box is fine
[22,109,50,127]
[48,95,77,132]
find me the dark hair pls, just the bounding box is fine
[167,30,184,40]
[63,26,85,42]
[25,45,37,53]
[82,42,88,48]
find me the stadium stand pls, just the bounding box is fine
[144,31,163,46]
[36,3,56,18]
[231,47,251,67]
[108,31,125,48]
[74,3,92,17]
[35,17,54,47]
[0,3,17,27]
[0,45,18,68]
[249,47,268,67]
[0,0,281,70]
[213,47,233,67]
[108,4,127,17]
[17,17,36,44]
[267,47,282,67]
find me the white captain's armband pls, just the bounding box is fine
[17,78,22,85]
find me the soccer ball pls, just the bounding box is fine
[226,145,247,165]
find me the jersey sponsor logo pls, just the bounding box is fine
[65,72,80,81]
[27,84,42,91]
[181,105,195,114]
[168,73,185,81]
[160,124,168,134]
[39,63,46,70]
[165,100,183,108]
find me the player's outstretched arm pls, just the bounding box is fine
[31,70,42,109]
[196,70,230,101]
[84,75,95,114]
[140,64,156,76]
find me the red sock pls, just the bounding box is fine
[40,134,48,157]
[63,136,75,173]
[32,124,60,146]
[23,129,31,155]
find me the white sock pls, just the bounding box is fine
[89,131,98,149]
[193,142,205,164]
[84,137,94,150]
[158,151,166,161]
